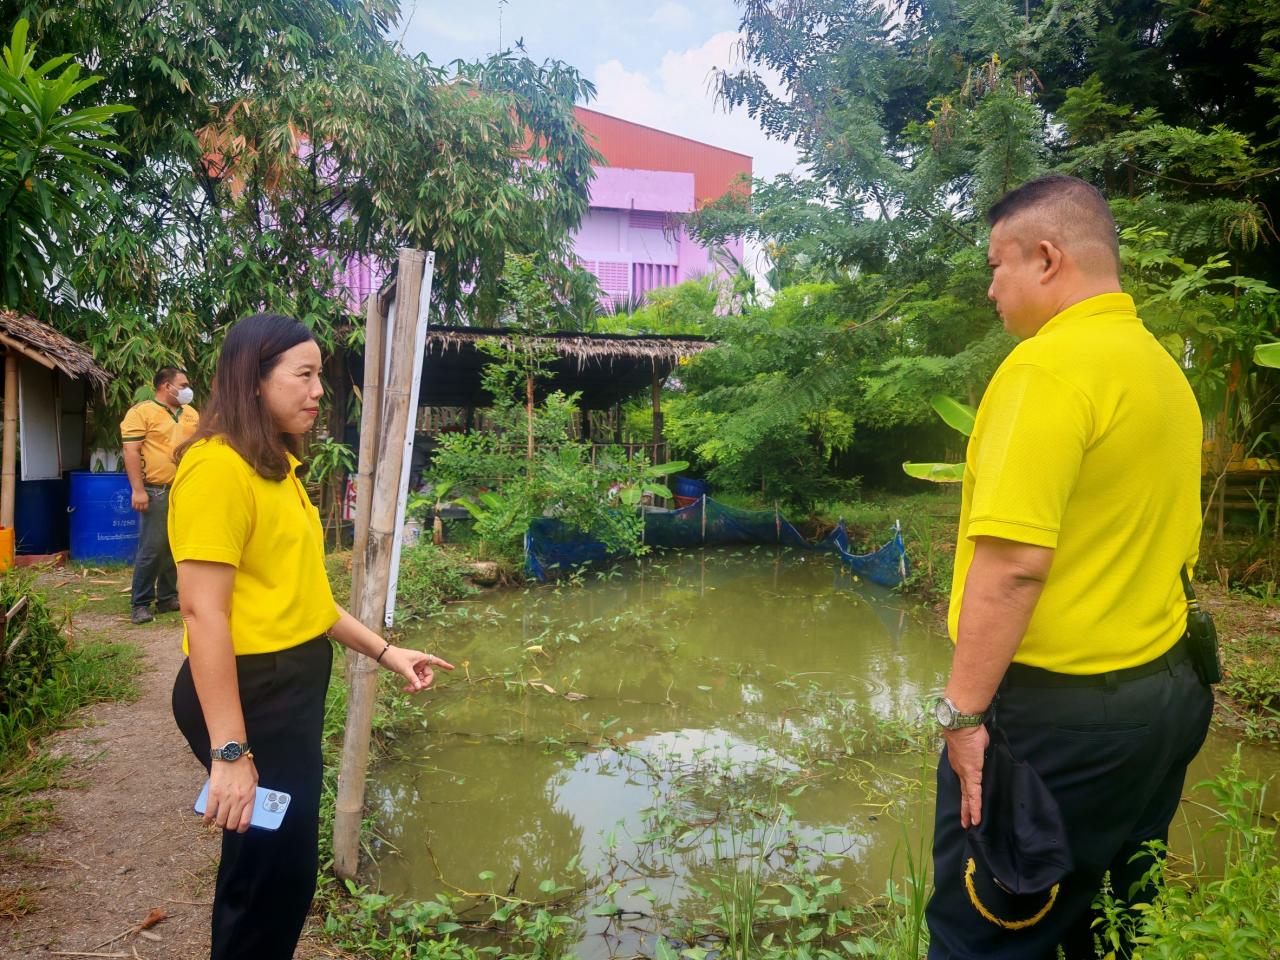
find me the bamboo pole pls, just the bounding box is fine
[2,353,17,529]
[349,291,386,618]
[342,288,385,731]
[333,249,428,880]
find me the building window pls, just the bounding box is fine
[632,262,677,300]
[581,258,632,303]
[628,210,672,231]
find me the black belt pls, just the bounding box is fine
[1001,634,1191,690]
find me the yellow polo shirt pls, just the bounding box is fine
[169,437,339,656]
[948,293,1202,674]
[120,401,200,485]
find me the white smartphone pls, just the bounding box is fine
[194,780,291,831]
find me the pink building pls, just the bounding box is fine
[334,107,752,313]
[572,107,751,305]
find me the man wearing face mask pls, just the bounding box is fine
[121,366,200,624]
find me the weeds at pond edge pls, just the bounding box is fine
[314,679,1280,960]
[1092,749,1279,959]
[315,696,940,960]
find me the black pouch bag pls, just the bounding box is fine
[1181,567,1221,686]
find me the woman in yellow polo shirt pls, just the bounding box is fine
[169,313,453,960]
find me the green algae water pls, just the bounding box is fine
[367,548,1277,957]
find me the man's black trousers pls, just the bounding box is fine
[173,635,333,960]
[926,648,1213,960]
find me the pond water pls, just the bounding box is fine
[369,548,1278,957]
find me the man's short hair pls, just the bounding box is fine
[153,366,185,388]
[986,175,1120,274]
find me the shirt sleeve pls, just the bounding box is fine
[965,363,1093,549]
[169,449,255,567]
[120,405,146,443]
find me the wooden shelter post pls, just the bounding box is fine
[526,371,535,461]
[651,367,663,465]
[2,353,16,528]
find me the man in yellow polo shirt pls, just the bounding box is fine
[121,366,200,624]
[925,176,1213,959]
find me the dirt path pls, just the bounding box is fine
[0,576,223,959]
[0,567,347,960]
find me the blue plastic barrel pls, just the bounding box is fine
[14,476,70,554]
[69,472,139,563]
[672,476,709,499]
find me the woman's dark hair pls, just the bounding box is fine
[175,313,317,480]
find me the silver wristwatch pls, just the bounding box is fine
[932,696,986,730]
[210,740,252,762]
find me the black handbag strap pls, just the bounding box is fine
[1180,565,1197,604]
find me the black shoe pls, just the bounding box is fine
[131,605,154,625]
[155,599,181,614]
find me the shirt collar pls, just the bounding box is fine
[152,398,182,421]
[1037,292,1137,337]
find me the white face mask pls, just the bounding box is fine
[175,386,194,406]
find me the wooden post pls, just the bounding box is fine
[333,249,429,881]
[2,353,17,529]
[651,368,663,466]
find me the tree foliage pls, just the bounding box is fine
[0,18,128,307]
[1,0,599,436]
[668,0,1280,500]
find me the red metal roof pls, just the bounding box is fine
[574,106,752,206]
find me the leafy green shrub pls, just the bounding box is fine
[395,545,476,621]
[431,338,681,564]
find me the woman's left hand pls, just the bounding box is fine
[379,646,455,693]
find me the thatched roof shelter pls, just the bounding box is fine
[414,326,713,408]
[0,309,111,390]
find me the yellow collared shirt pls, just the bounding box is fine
[169,437,339,656]
[948,293,1202,674]
[120,400,200,485]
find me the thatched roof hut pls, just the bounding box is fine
[0,309,111,390]
[415,326,713,408]
[1,309,112,536]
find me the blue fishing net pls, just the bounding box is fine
[526,496,909,587]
